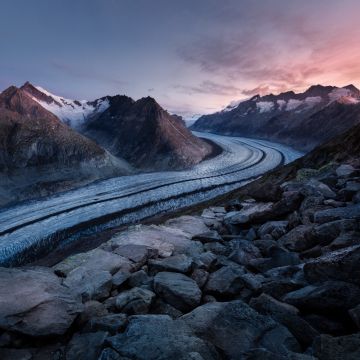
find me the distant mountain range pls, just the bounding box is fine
[191,84,360,151]
[0,82,212,205]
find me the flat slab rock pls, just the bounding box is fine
[224,202,274,225]
[107,224,203,258]
[107,315,219,360]
[0,267,83,337]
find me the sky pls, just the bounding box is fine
[1,0,360,118]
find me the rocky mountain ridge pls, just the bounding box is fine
[192,84,360,151]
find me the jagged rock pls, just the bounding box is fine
[0,267,82,337]
[196,251,218,270]
[115,287,155,314]
[246,227,258,240]
[253,239,278,256]
[228,239,262,266]
[78,300,108,326]
[66,331,108,360]
[153,272,202,312]
[150,298,183,318]
[63,267,112,302]
[258,221,289,240]
[313,205,360,224]
[250,294,319,347]
[181,301,300,358]
[192,231,222,243]
[128,270,152,288]
[323,199,346,207]
[224,202,274,225]
[304,245,360,285]
[113,244,157,266]
[325,232,360,251]
[112,270,131,288]
[249,247,300,272]
[314,333,360,360]
[203,242,229,256]
[240,272,267,292]
[302,179,337,199]
[304,314,347,336]
[278,225,315,252]
[85,314,128,335]
[349,304,360,329]
[148,254,193,274]
[54,249,133,276]
[312,219,358,246]
[336,164,356,177]
[283,280,360,311]
[204,266,245,296]
[106,315,219,360]
[191,269,209,288]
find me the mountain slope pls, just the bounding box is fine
[23,83,214,171]
[0,86,131,206]
[192,85,360,151]
[81,95,213,170]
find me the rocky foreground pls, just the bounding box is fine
[0,162,360,359]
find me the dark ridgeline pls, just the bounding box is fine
[192,84,360,151]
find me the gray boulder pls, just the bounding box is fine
[278,225,315,252]
[250,294,319,347]
[181,301,300,358]
[204,266,245,296]
[313,205,360,224]
[304,245,360,285]
[115,287,155,314]
[114,244,157,266]
[106,315,219,360]
[66,331,108,360]
[192,230,222,243]
[86,314,128,334]
[148,254,193,274]
[153,272,202,312]
[258,221,289,240]
[63,267,112,302]
[0,267,82,337]
[336,164,356,177]
[283,281,360,311]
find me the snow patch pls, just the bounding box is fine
[286,99,303,111]
[256,101,274,113]
[329,88,351,102]
[30,86,110,128]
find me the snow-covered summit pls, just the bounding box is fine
[20,82,109,128]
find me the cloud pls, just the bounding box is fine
[174,80,243,96]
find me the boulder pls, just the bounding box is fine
[148,254,193,274]
[192,231,222,243]
[65,331,108,360]
[278,225,315,252]
[313,205,360,224]
[204,266,245,296]
[86,314,128,335]
[128,270,152,288]
[203,242,229,256]
[53,249,133,276]
[106,315,219,360]
[150,298,183,319]
[0,267,82,337]
[304,245,360,285]
[258,221,289,240]
[164,216,209,237]
[112,270,131,288]
[302,179,336,199]
[336,164,356,177]
[153,272,202,312]
[314,333,360,360]
[181,301,300,358]
[228,239,262,266]
[113,244,157,266]
[283,281,360,311]
[98,348,126,360]
[63,267,112,302]
[115,287,155,314]
[224,202,274,225]
[326,232,360,251]
[250,294,319,347]
[191,269,209,289]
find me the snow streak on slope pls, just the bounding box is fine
[0,132,303,266]
[31,86,109,128]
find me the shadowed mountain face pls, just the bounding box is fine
[192,85,360,151]
[23,83,213,171]
[82,95,213,170]
[0,86,131,205]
